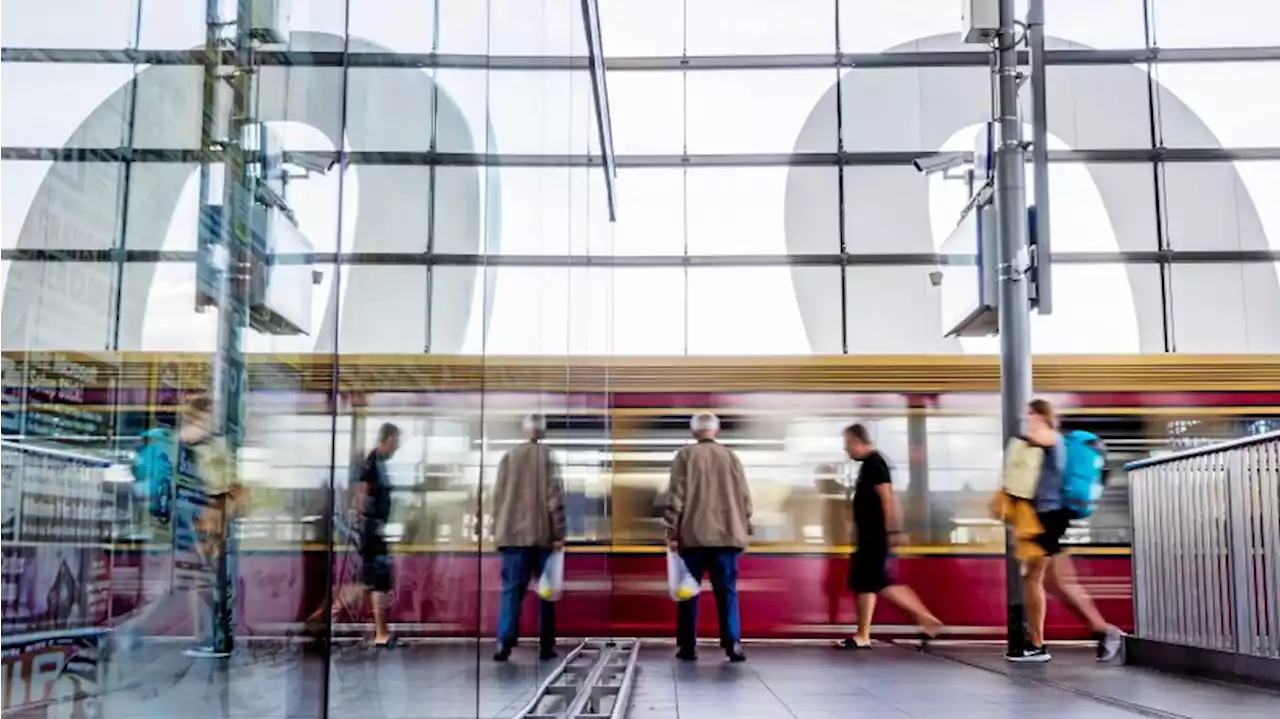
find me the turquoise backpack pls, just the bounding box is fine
[1061,430,1106,518]
[131,428,174,523]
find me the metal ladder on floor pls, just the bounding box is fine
[512,638,641,719]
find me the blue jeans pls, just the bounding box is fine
[497,547,556,650]
[676,548,742,649]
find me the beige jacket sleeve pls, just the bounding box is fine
[663,449,688,542]
[731,451,754,536]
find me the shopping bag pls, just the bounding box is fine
[666,550,700,601]
[536,549,565,602]
[1002,437,1044,500]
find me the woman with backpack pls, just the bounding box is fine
[1006,399,1123,664]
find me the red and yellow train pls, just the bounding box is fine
[3,351,1278,641]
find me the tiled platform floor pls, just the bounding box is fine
[8,640,1277,718]
[627,642,1280,719]
[7,640,560,719]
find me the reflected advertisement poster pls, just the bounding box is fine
[1,545,108,635]
[1,631,102,717]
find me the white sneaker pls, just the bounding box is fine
[1006,645,1052,663]
[1096,626,1124,662]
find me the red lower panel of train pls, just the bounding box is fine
[100,551,1133,641]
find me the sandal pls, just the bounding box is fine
[835,638,872,650]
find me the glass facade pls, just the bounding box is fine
[1,2,1278,718]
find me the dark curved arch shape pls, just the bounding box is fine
[786,34,1279,354]
[3,31,499,354]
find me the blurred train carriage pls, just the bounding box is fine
[3,351,1277,641]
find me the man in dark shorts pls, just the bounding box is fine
[354,422,400,647]
[837,424,941,649]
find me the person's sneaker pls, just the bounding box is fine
[725,643,746,663]
[1096,625,1124,662]
[184,644,230,659]
[538,647,558,661]
[492,644,512,662]
[1005,645,1051,663]
[675,647,698,661]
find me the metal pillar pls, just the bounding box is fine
[1027,0,1052,314]
[994,0,1033,656]
[200,0,254,655]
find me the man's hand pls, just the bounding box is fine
[552,541,565,551]
[888,531,904,548]
[667,539,680,552]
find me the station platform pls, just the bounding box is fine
[627,642,1278,719]
[20,639,1275,719]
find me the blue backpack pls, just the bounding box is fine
[131,428,174,524]
[1061,430,1106,518]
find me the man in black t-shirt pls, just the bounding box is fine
[354,422,400,647]
[837,424,942,650]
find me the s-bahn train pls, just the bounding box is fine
[2,351,1278,643]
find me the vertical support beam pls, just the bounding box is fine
[1027,0,1052,314]
[206,0,255,656]
[994,0,1033,657]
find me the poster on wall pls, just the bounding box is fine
[1,630,102,717]
[1,545,109,636]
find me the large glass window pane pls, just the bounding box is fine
[1169,263,1280,352]
[838,0,1148,53]
[845,160,1156,257]
[613,169,686,255]
[1150,0,1280,48]
[1,260,119,350]
[438,70,598,155]
[433,266,616,355]
[608,71,685,155]
[349,0,439,53]
[1154,62,1280,148]
[487,0,587,56]
[345,69,437,152]
[687,167,839,255]
[600,0,685,57]
[842,65,1151,152]
[1161,161,1280,251]
[3,161,126,251]
[1,63,136,149]
[843,263,1164,354]
[613,268,686,354]
[686,70,838,154]
[0,0,138,49]
[688,266,841,354]
[687,0,837,56]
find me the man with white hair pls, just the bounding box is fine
[491,414,565,662]
[664,412,753,662]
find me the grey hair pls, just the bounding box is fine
[690,412,720,433]
[522,414,547,433]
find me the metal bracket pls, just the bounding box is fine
[514,638,642,719]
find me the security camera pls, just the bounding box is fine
[928,269,944,287]
[285,153,338,175]
[911,152,969,175]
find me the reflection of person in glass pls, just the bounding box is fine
[837,423,942,650]
[665,413,751,663]
[353,422,401,648]
[177,393,243,658]
[491,414,565,662]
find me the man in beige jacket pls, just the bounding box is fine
[664,412,752,662]
[492,415,565,662]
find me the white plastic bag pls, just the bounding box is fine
[536,549,565,602]
[666,550,701,601]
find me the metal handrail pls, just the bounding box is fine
[1126,431,1279,659]
[1123,430,1280,471]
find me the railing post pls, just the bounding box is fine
[1225,447,1256,655]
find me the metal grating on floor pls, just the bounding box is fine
[513,638,641,719]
